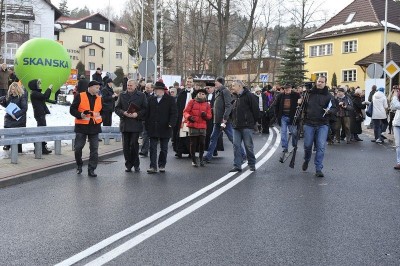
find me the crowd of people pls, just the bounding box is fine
[2,65,400,177]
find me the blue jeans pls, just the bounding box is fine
[303,124,329,172]
[373,119,388,141]
[204,122,245,161]
[233,128,256,169]
[280,115,298,150]
[394,126,400,164]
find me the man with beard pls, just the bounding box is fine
[114,79,147,172]
[302,76,336,177]
[174,76,195,158]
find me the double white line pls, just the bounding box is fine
[56,128,280,266]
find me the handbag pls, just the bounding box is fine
[366,102,373,117]
[355,112,364,122]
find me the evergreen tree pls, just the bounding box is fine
[331,72,337,87]
[70,6,91,18]
[76,61,85,76]
[114,67,124,87]
[277,32,308,86]
[58,0,70,16]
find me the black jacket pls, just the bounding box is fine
[231,88,259,129]
[92,72,103,85]
[213,86,233,124]
[76,78,89,93]
[275,91,301,125]
[101,85,116,112]
[0,92,28,128]
[146,94,178,138]
[29,79,51,118]
[303,86,337,126]
[114,90,147,133]
[70,91,103,134]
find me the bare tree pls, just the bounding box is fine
[206,0,259,76]
[284,0,321,38]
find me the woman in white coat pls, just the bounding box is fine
[371,87,388,143]
[390,91,400,169]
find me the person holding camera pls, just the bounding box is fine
[334,87,353,144]
[70,80,103,177]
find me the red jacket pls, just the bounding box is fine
[183,98,212,129]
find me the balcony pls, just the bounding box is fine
[6,32,29,44]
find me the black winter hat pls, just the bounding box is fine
[154,81,166,90]
[88,80,101,87]
[196,88,208,95]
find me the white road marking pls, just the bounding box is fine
[55,130,277,266]
[84,128,281,265]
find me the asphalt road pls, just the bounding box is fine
[0,128,399,266]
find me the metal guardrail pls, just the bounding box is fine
[0,126,121,164]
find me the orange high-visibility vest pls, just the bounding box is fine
[75,92,102,124]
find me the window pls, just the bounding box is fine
[100,37,104,43]
[342,69,357,82]
[100,24,106,31]
[89,49,95,56]
[116,39,122,46]
[82,35,92,43]
[86,22,92,29]
[343,40,357,53]
[309,43,333,57]
[260,60,264,69]
[242,61,247,69]
[23,22,29,34]
[116,52,122,59]
[345,12,356,24]
[314,72,328,80]
[89,62,95,70]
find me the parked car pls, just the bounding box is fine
[60,84,75,95]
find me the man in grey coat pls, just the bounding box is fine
[203,76,245,163]
[115,79,147,172]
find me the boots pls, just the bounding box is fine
[191,156,199,167]
[42,143,52,155]
[199,154,205,167]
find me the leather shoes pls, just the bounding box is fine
[229,167,242,172]
[394,164,400,170]
[76,167,82,174]
[125,168,132,172]
[249,166,256,171]
[302,161,309,171]
[88,169,97,177]
[134,167,140,172]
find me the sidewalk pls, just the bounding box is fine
[0,140,123,188]
[362,124,395,145]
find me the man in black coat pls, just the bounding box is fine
[174,76,195,158]
[115,79,147,172]
[92,68,103,85]
[139,82,154,157]
[29,79,52,154]
[76,75,89,94]
[70,80,103,177]
[101,78,117,126]
[145,81,178,173]
[229,81,259,172]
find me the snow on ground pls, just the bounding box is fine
[0,95,120,159]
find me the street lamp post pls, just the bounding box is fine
[383,0,388,89]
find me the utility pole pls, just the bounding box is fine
[160,0,163,77]
[383,0,388,90]
[153,0,157,81]
[108,0,111,73]
[4,0,7,64]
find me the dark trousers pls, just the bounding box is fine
[140,124,150,154]
[261,111,270,133]
[102,111,113,126]
[74,133,99,170]
[36,114,48,148]
[122,132,140,169]
[149,137,169,169]
[189,135,205,160]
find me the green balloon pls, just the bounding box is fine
[14,38,71,96]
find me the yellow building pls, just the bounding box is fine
[55,13,132,75]
[303,0,400,88]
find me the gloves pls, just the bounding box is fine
[201,111,207,118]
[188,116,195,123]
[83,110,93,115]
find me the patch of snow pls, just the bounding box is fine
[381,20,400,31]
[0,95,120,159]
[306,21,379,38]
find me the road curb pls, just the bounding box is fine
[0,149,123,189]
